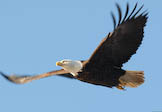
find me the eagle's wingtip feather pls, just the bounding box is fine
[0,72,9,80]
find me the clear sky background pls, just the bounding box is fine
[0,0,161,112]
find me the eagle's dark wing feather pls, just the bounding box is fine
[86,3,148,68]
[57,73,75,79]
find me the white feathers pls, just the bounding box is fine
[119,71,144,88]
[57,59,83,76]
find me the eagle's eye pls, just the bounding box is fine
[62,60,68,64]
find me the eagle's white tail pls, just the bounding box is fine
[119,71,144,88]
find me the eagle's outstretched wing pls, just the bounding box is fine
[0,60,86,84]
[86,3,148,68]
[0,69,74,84]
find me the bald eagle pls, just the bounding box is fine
[0,3,148,90]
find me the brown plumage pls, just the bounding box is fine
[0,3,148,90]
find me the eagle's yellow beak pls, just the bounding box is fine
[56,61,63,66]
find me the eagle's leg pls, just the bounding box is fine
[116,84,125,90]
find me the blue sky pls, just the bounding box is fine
[0,0,161,112]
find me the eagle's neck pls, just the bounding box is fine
[71,72,79,77]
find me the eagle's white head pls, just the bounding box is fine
[56,59,83,76]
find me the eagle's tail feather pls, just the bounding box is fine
[118,70,144,88]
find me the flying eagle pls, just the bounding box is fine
[0,3,148,90]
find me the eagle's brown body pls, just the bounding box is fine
[77,67,125,88]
